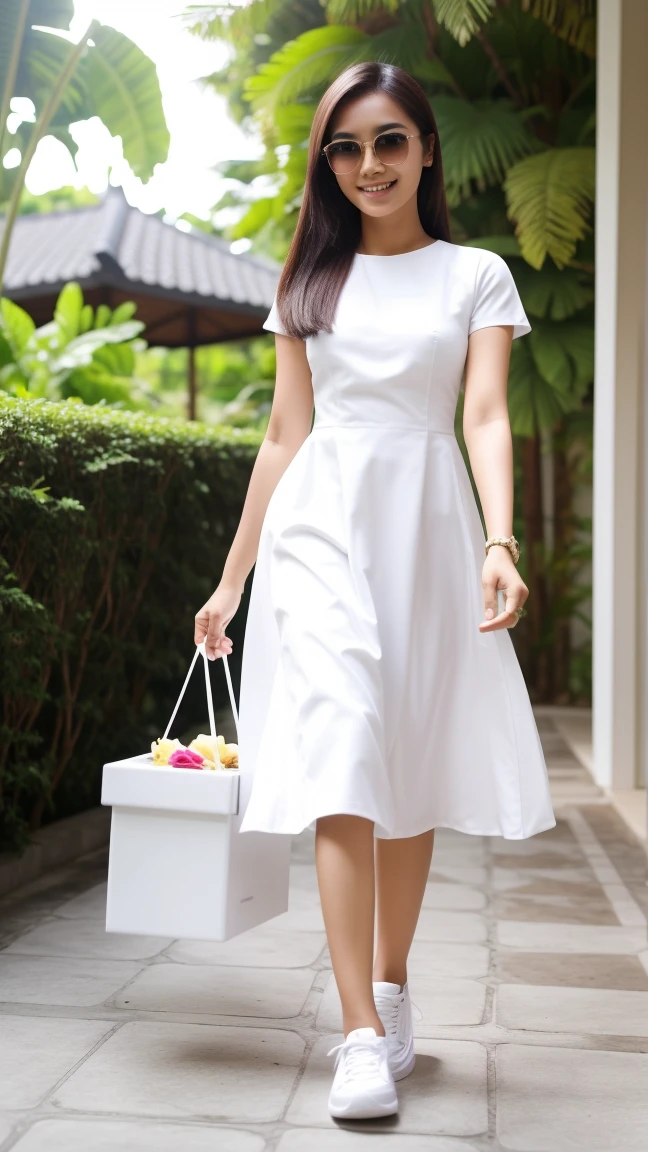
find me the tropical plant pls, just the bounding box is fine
[185,0,596,701]
[0,282,153,409]
[0,0,170,287]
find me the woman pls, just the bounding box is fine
[195,61,555,1120]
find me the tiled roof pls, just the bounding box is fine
[1,188,282,344]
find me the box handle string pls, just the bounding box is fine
[162,641,239,744]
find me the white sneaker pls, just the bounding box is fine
[373,981,416,1080]
[327,1026,398,1119]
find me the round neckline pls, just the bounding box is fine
[355,239,442,259]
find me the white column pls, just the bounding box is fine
[592,0,648,792]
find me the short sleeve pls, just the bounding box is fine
[468,251,531,340]
[262,290,287,335]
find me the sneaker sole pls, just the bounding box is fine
[329,1089,398,1120]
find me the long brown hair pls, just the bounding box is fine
[273,61,452,340]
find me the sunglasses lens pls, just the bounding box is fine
[326,141,362,174]
[375,132,409,165]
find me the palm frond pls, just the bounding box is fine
[512,261,593,320]
[508,335,569,436]
[521,0,596,58]
[244,26,367,112]
[432,0,495,47]
[432,95,539,200]
[325,0,402,21]
[503,146,595,269]
[180,1,290,40]
[464,235,523,257]
[508,315,593,436]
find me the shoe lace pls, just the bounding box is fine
[374,996,400,1037]
[327,1036,383,1081]
[374,987,424,1032]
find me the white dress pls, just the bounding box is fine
[238,239,555,841]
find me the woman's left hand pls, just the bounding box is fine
[479,548,528,632]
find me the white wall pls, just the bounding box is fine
[593,0,648,791]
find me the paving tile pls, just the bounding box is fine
[429,866,487,886]
[277,1130,481,1150]
[167,924,326,968]
[497,983,648,1036]
[499,877,611,900]
[497,921,648,954]
[495,951,648,990]
[422,883,486,911]
[430,847,486,866]
[494,893,619,926]
[489,834,579,858]
[112,962,315,1018]
[0,955,142,1006]
[291,830,316,864]
[4,917,171,960]
[407,940,490,978]
[54,882,107,920]
[287,1035,487,1134]
[270,886,326,933]
[289,864,320,892]
[493,866,594,889]
[415,909,487,944]
[315,971,486,1033]
[496,1045,648,1150]
[406,964,487,1032]
[0,1017,113,1108]
[495,853,585,871]
[11,1119,264,1151]
[54,1021,303,1123]
[435,829,485,848]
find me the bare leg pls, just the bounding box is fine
[373,829,435,987]
[315,814,385,1037]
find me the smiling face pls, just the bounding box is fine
[325,90,434,218]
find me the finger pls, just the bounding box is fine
[504,594,523,627]
[478,595,522,632]
[194,610,209,646]
[208,630,234,661]
[482,578,498,621]
[205,617,223,660]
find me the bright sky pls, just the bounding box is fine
[23,0,265,231]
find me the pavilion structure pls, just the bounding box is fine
[3,186,281,419]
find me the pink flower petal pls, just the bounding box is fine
[168,748,205,768]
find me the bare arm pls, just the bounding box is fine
[195,329,314,658]
[462,325,528,632]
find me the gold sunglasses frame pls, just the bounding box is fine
[321,131,425,173]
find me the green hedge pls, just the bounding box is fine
[0,396,262,852]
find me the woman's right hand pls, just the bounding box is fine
[194,583,242,661]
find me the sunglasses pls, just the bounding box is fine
[321,131,425,176]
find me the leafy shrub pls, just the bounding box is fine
[0,283,152,408]
[0,395,262,852]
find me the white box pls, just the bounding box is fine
[102,756,291,941]
[101,646,292,941]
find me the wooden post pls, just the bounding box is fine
[187,346,197,421]
[187,310,197,420]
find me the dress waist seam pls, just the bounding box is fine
[311,423,455,436]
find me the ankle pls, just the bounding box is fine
[372,968,407,989]
[343,1013,386,1038]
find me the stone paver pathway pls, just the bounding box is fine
[1,712,647,1150]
